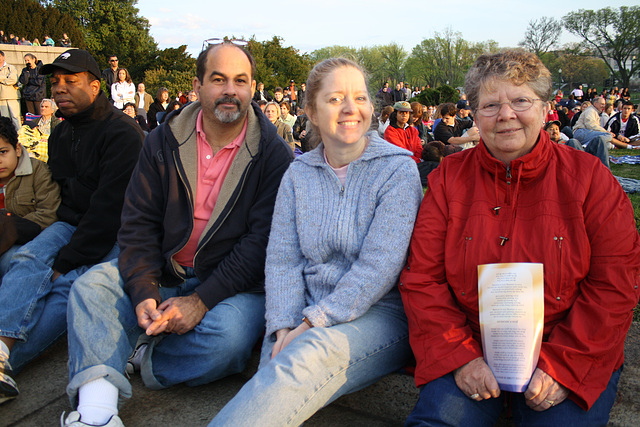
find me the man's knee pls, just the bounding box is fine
[69,259,123,305]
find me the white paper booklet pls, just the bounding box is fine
[478,263,544,392]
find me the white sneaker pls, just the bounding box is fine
[61,411,124,427]
[0,350,19,404]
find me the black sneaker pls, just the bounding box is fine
[125,343,148,375]
[0,350,19,404]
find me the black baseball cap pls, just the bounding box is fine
[544,120,561,130]
[40,49,102,80]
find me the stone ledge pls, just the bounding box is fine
[5,323,639,426]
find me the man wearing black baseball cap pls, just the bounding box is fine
[0,49,143,404]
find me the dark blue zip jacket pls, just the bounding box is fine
[118,101,293,309]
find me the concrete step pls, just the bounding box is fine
[4,323,640,426]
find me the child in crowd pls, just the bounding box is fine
[0,117,60,269]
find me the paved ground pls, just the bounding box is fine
[3,323,640,426]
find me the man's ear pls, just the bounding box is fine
[192,77,201,94]
[90,78,101,97]
[15,143,22,157]
[251,80,256,97]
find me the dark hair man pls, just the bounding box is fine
[101,55,119,100]
[606,101,640,147]
[0,49,143,404]
[61,41,292,426]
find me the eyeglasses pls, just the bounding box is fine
[202,38,249,52]
[476,97,542,117]
[110,59,118,62]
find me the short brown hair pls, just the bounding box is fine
[464,50,552,112]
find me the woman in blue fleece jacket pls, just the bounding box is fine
[211,58,422,426]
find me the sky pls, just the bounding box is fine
[137,1,632,58]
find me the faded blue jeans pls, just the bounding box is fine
[405,368,621,426]
[66,258,266,406]
[210,304,412,427]
[573,128,611,168]
[0,222,118,372]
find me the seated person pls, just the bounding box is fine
[544,120,582,150]
[18,99,61,162]
[61,42,292,426]
[211,57,422,427]
[419,141,444,186]
[384,101,422,162]
[377,105,394,138]
[264,101,294,152]
[606,101,640,148]
[402,50,640,427]
[572,97,611,167]
[433,102,479,149]
[123,102,149,133]
[0,116,60,271]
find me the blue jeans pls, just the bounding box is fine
[405,368,621,427]
[66,258,266,406]
[0,222,119,372]
[574,128,611,168]
[0,244,21,277]
[210,304,412,427]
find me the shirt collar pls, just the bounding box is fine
[195,110,247,149]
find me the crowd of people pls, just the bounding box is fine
[0,30,69,47]
[0,43,639,427]
[372,79,640,184]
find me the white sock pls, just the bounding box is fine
[77,377,119,425]
[0,340,9,357]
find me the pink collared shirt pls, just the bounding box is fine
[174,111,247,267]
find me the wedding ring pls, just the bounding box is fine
[470,393,480,399]
[544,399,555,406]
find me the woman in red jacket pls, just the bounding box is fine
[401,51,640,426]
[384,101,422,163]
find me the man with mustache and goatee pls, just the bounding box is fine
[61,41,292,426]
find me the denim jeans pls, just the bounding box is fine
[210,304,412,427]
[405,368,621,427]
[66,258,266,406]
[574,128,611,168]
[0,222,119,372]
[0,245,21,277]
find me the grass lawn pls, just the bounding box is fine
[609,148,640,321]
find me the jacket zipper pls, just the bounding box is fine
[553,236,564,299]
[169,150,195,279]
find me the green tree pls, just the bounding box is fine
[557,54,609,90]
[309,45,358,62]
[310,45,393,90]
[563,6,640,87]
[519,16,562,56]
[247,36,312,90]
[405,29,498,89]
[48,0,157,82]
[0,0,83,47]
[143,67,195,100]
[378,42,407,84]
[153,45,196,74]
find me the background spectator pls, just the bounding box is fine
[19,54,46,115]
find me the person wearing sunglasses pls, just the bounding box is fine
[101,55,119,101]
